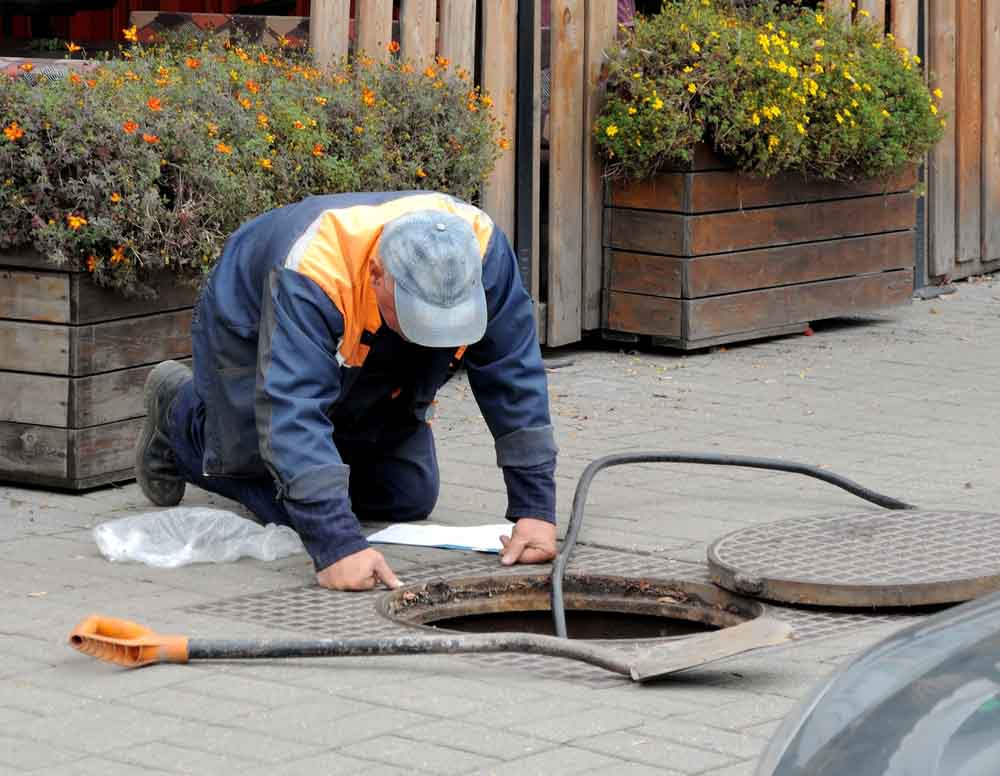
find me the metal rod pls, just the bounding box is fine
[551,452,918,638]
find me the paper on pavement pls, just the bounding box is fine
[366,523,513,553]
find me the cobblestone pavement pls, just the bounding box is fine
[2,277,999,775]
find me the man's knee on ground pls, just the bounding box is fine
[393,477,439,522]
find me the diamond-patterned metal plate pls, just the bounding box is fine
[708,510,1000,607]
[186,546,923,687]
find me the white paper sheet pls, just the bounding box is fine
[366,523,513,553]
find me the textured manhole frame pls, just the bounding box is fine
[708,509,1000,607]
[185,546,925,687]
[379,573,764,640]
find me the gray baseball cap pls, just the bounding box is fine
[377,209,488,348]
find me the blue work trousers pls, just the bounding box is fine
[167,380,439,528]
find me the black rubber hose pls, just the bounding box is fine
[551,452,917,639]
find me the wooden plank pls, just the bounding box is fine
[0,248,82,272]
[310,0,350,68]
[891,0,920,53]
[607,291,681,337]
[72,309,194,375]
[356,0,393,61]
[70,418,143,480]
[531,0,542,337]
[928,0,957,278]
[71,274,198,325]
[955,0,982,263]
[685,232,915,297]
[400,0,437,70]
[687,193,916,256]
[0,371,69,426]
[606,207,686,255]
[825,0,853,22]
[581,0,618,331]
[546,0,585,346]
[0,320,70,375]
[0,270,70,323]
[984,1,1000,261]
[857,0,885,31]
[0,421,68,480]
[608,252,683,297]
[684,269,914,341]
[610,166,917,213]
[481,0,517,244]
[438,0,476,75]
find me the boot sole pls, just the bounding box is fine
[135,362,188,507]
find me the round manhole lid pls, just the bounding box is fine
[708,509,1000,607]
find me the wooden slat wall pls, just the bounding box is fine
[891,0,920,52]
[438,0,476,75]
[955,0,982,264]
[481,0,518,245]
[400,0,437,71]
[857,0,884,28]
[309,0,350,67]
[927,1,957,278]
[983,3,1000,263]
[547,0,585,346]
[356,0,393,61]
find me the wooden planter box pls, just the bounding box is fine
[603,149,917,349]
[0,251,197,490]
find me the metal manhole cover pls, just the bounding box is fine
[708,509,1000,607]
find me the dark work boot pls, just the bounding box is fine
[135,360,192,506]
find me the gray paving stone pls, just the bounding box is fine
[243,751,414,776]
[461,697,592,729]
[113,741,257,774]
[336,682,493,718]
[577,730,736,773]
[166,671,332,708]
[0,733,80,771]
[155,721,324,765]
[508,706,647,743]
[234,703,426,748]
[39,757,174,776]
[672,695,798,733]
[580,762,687,776]
[637,720,767,759]
[0,680,95,717]
[121,686,265,725]
[467,746,620,775]
[341,734,499,774]
[399,719,554,761]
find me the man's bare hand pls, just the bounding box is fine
[316,548,401,591]
[499,518,557,566]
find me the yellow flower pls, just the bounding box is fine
[930,103,939,115]
[858,9,870,17]
[257,113,269,127]
[844,108,852,117]
[933,87,944,99]
[110,192,122,203]
[652,97,663,110]
[627,106,637,115]
[354,125,364,134]
[123,25,138,42]
[416,167,427,178]
[206,122,218,137]
[19,63,33,72]
[605,124,619,137]
[683,66,694,73]
[768,135,780,151]
[238,97,251,109]
[632,71,642,79]
[66,214,88,231]
[814,38,825,48]
[690,41,701,54]
[265,133,275,143]
[814,13,824,25]
[423,66,436,78]
[835,112,844,124]
[110,245,126,265]
[796,122,806,135]
[315,96,327,106]
[435,55,450,68]
[882,109,891,117]
[259,158,272,170]
[851,99,859,107]
[752,112,761,126]
[766,22,775,31]
[687,83,697,94]
[66,41,81,53]
[215,142,233,154]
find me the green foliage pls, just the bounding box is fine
[594,0,945,181]
[0,38,502,296]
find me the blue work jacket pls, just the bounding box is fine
[190,191,557,570]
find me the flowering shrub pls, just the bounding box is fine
[594,0,945,181]
[0,33,502,296]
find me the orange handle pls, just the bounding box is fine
[68,615,189,668]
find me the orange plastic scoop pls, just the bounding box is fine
[68,615,189,668]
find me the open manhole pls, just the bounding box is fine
[379,573,764,641]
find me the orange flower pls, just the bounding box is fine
[66,42,82,53]
[123,25,138,42]
[87,255,98,272]
[480,94,494,108]
[245,79,260,94]
[259,158,273,170]
[498,137,511,150]
[238,97,252,109]
[401,63,414,74]
[86,79,96,88]
[362,88,375,107]
[122,120,139,134]
[19,63,33,72]
[416,167,427,178]
[206,122,219,136]
[312,143,324,157]
[435,55,450,68]
[467,102,479,112]
[278,35,291,47]
[110,245,126,265]
[257,113,269,127]
[423,66,436,78]
[185,57,201,69]
[387,40,400,54]
[142,133,159,144]
[3,122,24,141]
[314,96,328,106]
[147,97,162,112]
[69,72,82,85]
[354,125,364,134]
[215,142,233,154]
[293,120,305,129]
[259,53,269,64]
[66,214,88,231]
[110,192,122,203]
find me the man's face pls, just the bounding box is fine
[371,257,406,339]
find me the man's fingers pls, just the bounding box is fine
[516,546,556,565]
[374,555,402,589]
[500,535,527,566]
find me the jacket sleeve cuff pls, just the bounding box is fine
[310,535,371,573]
[495,425,558,468]
[502,461,556,524]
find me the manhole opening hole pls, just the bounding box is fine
[379,574,764,641]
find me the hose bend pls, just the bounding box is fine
[550,452,916,638]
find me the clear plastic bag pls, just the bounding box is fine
[93,508,304,568]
